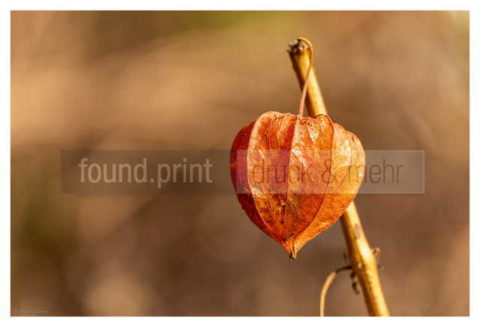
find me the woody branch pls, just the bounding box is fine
[288,37,390,316]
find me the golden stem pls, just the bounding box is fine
[288,37,390,316]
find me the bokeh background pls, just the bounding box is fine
[11,11,469,316]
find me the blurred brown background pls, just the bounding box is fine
[11,11,469,316]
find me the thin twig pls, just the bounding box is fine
[296,38,314,117]
[288,37,390,316]
[319,265,351,316]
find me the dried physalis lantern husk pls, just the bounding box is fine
[230,45,365,259]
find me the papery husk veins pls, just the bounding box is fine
[231,111,365,258]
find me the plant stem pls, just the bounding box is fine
[319,265,351,316]
[288,37,390,316]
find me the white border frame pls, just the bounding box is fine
[1,2,477,325]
